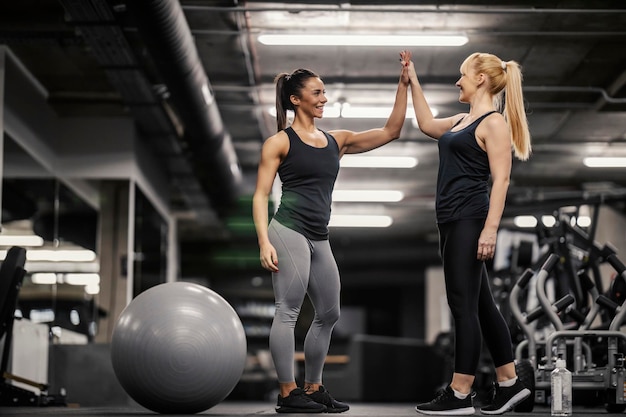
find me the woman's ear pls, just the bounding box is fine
[476,73,486,87]
[290,94,300,107]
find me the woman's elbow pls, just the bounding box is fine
[494,177,511,190]
[252,191,268,206]
[386,126,402,141]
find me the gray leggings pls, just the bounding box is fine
[268,219,341,384]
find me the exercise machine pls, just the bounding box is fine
[0,246,66,406]
[510,251,626,413]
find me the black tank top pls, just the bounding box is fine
[273,127,340,240]
[436,111,497,224]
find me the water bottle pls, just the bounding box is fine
[551,358,572,416]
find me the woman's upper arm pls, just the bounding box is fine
[419,115,463,139]
[255,134,286,195]
[331,128,392,156]
[483,117,512,181]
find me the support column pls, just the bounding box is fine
[95,180,131,343]
[0,48,6,227]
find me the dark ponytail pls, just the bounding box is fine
[274,73,290,132]
[274,69,319,132]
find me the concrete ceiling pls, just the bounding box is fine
[1,0,626,288]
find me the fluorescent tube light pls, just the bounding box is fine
[322,103,342,118]
[258,34,468,47]
[31,272,101,288]
[30,309,55,323]
[268,105,340,118]
[340,155,417,168]
[329,215,393,228]
[31,273,58,285]
[341,106,438,119]
[267,104,436,120]
[28,250,97,262]
[583,157,626,167]
[341,105,394,119]
[514,215,538,228]
[85,284,100,295]
[0,234,44,247]
[333,190,404,202]
[341,105,414,119]
[0,249,97,262]
[571,216,591,228]
[541,215,556,227]
[64,273,100,286]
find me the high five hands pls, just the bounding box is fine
[399,50,412,84]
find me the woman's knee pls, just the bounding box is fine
[447,295,476,320]
[315,304,340,326]
[274,305,301,326]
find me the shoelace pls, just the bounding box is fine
[432,389,454,403]
[312,390,331,403]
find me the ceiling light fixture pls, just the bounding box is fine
[513,215,538,228]
[0,249,97,262]
[332,190,404,202]
[329,215,393,228]
[31,273,57,285]
[541,215,556,227]
[583,157,626,167]
[28,250,97,262]
[258,34,468,47]
[267,104,435,119]
[64,273,100,286]
[341,105,424,119]
[0,234,44,247]
[30,272,101,286]
[340,155,417,168]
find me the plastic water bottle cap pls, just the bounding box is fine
[556,358,566,368]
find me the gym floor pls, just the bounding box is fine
[0,402,617,416]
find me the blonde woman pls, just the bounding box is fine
[406,51,531,416]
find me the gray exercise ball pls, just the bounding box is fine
[111,282,247,414]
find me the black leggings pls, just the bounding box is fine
[438,219,514,375]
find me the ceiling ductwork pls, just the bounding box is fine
[125,0,242,217]
[58,0,242,222]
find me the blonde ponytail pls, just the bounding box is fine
[462,53,531,160]
[501,61,531,160]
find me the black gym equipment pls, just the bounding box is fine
[0,246,66,406]
[510,251,626,413]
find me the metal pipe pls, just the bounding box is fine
[182,5,626,15]
[126,0,242,216]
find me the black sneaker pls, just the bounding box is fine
[306,385,349,413]
[276,388,327,413]
[480,379,531,415]
[415,386,475,415]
